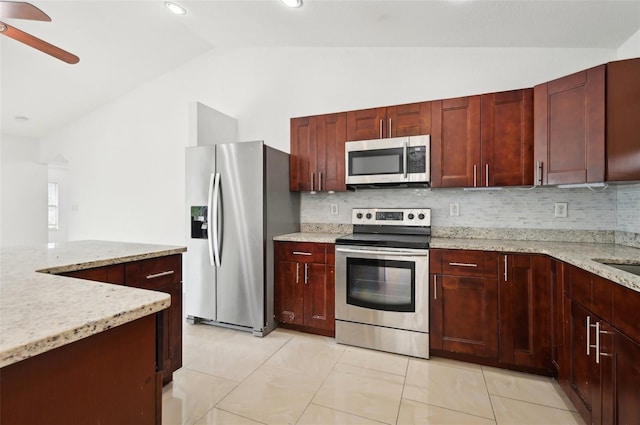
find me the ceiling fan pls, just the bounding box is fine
[0,1,79,64]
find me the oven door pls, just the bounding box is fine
[335,245,429,332]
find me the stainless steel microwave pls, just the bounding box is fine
[345,135,430,187]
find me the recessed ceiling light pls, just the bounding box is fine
[281,0,302,8]
[165,2,187,15]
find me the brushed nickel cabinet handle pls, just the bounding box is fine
[473,165,477,187]
[586,315,591,356]
[388,118,392,138]
[504,255,508,282]
[319,172,323,192]
[292,251,312,256]
[486,164,489,187]
[433,275,437,300]
[448,262,478,267]
[310,172,315,191]
[304,263,309,284]
[379,119,383,139]
[146,270,175,279]
[296,263,300,283]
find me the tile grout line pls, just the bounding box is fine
[293,337,348,425]
[480,365,499,424]
[394,357,411,425]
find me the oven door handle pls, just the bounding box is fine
[335,247,428,256]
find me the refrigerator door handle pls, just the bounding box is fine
[206,173,216,267]
[208,172,222,267]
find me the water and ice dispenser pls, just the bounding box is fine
[190,206,208,239]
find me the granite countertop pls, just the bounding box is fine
[274,232,346,243]
[273,232,640,292]
[0,240,187,368]
[432,238,640,292]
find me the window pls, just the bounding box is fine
[48,182,59,230]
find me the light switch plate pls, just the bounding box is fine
[330,203,339,215]
[554,202,568,218]
[450,203,460,217]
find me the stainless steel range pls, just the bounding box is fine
[335,208,430,359]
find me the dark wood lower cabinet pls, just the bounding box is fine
[498,254,551,373]
[274,241,335,337]
[0,315,160,425]
[431,275,498,358]
[61,254,183,385]
[567,275,640,425]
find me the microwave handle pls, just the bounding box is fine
[403,140,408,180]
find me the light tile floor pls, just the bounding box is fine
[163,325,585,425]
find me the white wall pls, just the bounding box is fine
[618,28,640,59]
[0,135,48,247]
[39,46,622,245]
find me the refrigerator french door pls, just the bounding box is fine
[185,141,299,336]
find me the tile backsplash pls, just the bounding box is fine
[301,183,640,247]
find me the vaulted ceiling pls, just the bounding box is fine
[2,0,639,139]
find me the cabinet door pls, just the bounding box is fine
[481,89,534,187]
[274,260,304,325]
[303,263,335,333]
[613,331,640,425]
[386,102,431,138]
[346,107,387,141]
[606,57,640,182]
[433,275,498,358]
[290,117,316,191]
[315,113,347,192]
[569,301,597,423]
[499,254,551,371]
[431,96,481,188]
[534,65,605,185]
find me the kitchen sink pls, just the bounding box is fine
[596,261,640,277]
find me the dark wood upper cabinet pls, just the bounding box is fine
[346,102,431,141]
[481,89,534,187]
[290,113,347,192]
[430,96,482,188]
[606,57,640,182]
[534,64,606,185]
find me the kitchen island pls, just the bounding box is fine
[0,240,186,425]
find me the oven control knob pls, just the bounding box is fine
[408,213,415,220]
[356,213,363,219]
[366,213,372,219]
[418,213,425,220]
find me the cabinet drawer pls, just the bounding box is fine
[125,255,182,290]
[441,250,486,277]
[62,263,125,285]
[612,283,640,343]
[569,265,612,321]
[275,241,327,264]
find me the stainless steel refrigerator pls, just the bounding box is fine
[185,140,300,336]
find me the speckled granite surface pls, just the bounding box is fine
[0,240,186,368]
[274,232,345,243]
[431,238,640,292]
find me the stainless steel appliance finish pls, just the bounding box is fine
[185,141,300,336]
[345,135,430,187]
[335,208,431,358]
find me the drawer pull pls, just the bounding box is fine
[146,270,175,280]
[448,262,478,267]
[292,251,312,256]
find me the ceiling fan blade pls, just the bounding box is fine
[0,21,78,64]
[0,1,50,21]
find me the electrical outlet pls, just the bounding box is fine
[330,203,339,215]
[449,203,460,217]
[554,202,568,218]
